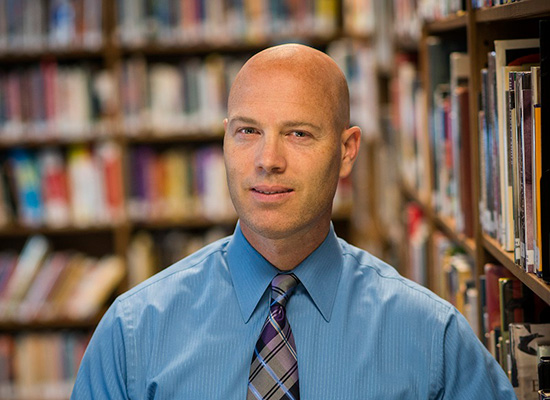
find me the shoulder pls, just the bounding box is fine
[117,235,232,306]
[338,239,453,320]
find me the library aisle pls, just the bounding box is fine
[0,0,549,399]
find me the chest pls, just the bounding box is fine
[129,294,435,399]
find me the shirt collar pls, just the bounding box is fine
[226,221,343,323]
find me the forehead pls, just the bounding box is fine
[228,67,333,123]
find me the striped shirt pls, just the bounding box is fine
[72,222,515,399]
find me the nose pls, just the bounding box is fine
[255,134,286,173]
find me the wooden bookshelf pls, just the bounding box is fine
[0,314,103,332]
[124,129,225,144]
[0,224,117,237]
[425,12,468,33]
[117,33,343,57]
[483,233,550,305]
[475,0,550,23]
[401,182,476,259]
[392,0,550,353]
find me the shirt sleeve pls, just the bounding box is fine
[71,298,130,399]
[438,307,517,399]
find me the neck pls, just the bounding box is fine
[240,218,331,271]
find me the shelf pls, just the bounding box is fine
[433,214,476,258]
[475,0,550,23]
[0,315,102,332]
[125,129,224,145]
[400,182,475,257]
[425,12,468,33]
[131,216,238,231]
[0,45,104,63]
[0,223,119,237]
[0,131,119,149]
[118,33,341,57]
[394,35,421,52]
[483,233,550,305]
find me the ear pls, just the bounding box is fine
[339,126,361,178]
[223,118,228,131]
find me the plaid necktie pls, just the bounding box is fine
[248,273,300,400]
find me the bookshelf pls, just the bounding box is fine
[0,1,363,397]
[389,0,550,394]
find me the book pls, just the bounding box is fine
[450,52,472,237]
[8,149,42,227]
[484,263,513,334]
[516,71,535,272]
[67,144,105,227]
[65,255,125,320]
[96,141,125,223]
[0,235,49,319]
[16,252,70,323]
[38,148,70,228]
[539,20,550,282]
[509,323,550,399]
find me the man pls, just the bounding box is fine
[72,44,515,399]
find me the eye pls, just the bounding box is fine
[290,130,308,138]
[238,127,258,135]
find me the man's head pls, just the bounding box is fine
[223,43,361,246]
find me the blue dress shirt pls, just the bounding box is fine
[72,223,515,399]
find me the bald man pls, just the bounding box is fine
[72,44,515,399]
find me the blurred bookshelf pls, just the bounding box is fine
[389,0,550,396]
[0,1,369,398]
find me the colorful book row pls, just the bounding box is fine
[0,331,90,400]
[0,61,115,142]
[477,36,547,277]
[0,0,102,52]
[0,143,124,229]
[115,0,338,46]
[127,144,236,223]
[481,263,550,399]
[472,0,525,9]
[120,55,242,135]
[0,235,124,324]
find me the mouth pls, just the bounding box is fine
[252,188,293,195]
[250,185,294,197]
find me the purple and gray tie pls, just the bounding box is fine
[247,273,300,400]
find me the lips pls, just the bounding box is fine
[251,185,293,195]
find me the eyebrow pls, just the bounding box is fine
[229,116,322,131]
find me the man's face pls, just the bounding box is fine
[224,68,346,240]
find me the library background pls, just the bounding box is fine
[0,0,549,398]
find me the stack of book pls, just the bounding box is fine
[116,0,339,46]
[0,331,90,400]
[432,231,478,334]
[425,38,473,237]
[472,0,525,9]
[327,39,380,139]
[481,263,550,399]
[121,55,242,135]
[0,142,124,229]
[392,53,429,201]
[418,0,465,22]
[0,0,103,52]
[0,235,125,323]
[477,37,545,276]
[0,62,116,142]
[127,144,235,223]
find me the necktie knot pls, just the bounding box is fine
[271,273,299,309]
